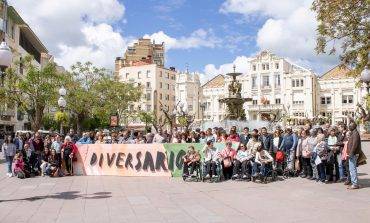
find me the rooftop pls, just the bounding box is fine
[319,65,352,80]
[202,74,225,89]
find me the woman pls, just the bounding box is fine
[198,131,207,144]
[227,130,240,142]
[2,135,16,177]
[61,136,78,176]
[135,132,146,144]
[95,134,105,144]
[48,149,62,177]
[40,147,51,176]
[298,130,312,178]
[232,144,251,179]
[272,129,283,159]
[313,134,328,183]
[217,132,228,143]
[307,129,318,180]
[220,141,236,180]
[203,141,218,178]
[182,146,200,177]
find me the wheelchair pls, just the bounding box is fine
[182,161,202,182]
[251,162,278,184]
[201,160,223,183]
[231,160,252,181]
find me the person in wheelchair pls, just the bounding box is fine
[220,141,237,180]
[232,144,253,180]
[253,147,274,178]
[182,146,201,178]
[202,141,218,179]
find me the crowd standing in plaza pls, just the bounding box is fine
[0,121,366,189]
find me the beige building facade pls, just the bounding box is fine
[0,5,50,132]
[118,63,177,127]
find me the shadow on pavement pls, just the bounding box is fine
[359,178,370,189]
[0,191,111,203]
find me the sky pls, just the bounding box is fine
[9,0,339,82]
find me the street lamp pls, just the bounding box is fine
[0,0,12,86]
[360,69,370,94]
[58,86,67,135]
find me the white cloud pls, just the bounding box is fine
[219,0,339,74]
[143,29,220,50]
[203,56,252,82]
[9,0,126,70]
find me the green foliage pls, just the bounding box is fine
[177,116,187,127]
[0,56,65,131]
[54,111,68,124]
[42,114,58,130]
[64,62,141,130]
[138,112,154,125]
[312,0,369,76]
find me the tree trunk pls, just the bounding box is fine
[76,113,85,134]
[31,105,45,132]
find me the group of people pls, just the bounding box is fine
[182,122,366,189]
[1,122,366,189]
[1,130,78,179]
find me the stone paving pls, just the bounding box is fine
[0,145,369,223]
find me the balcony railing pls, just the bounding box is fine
[247,104,284,112]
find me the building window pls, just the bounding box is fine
[252,64,256,71]
[146,93,151,100]
[274,75,281,87]
[275,63,279,69]
[300,79,304,87]
[137,71,141,79]
[167,83,170,90]
[275,98,281,104]
[252,100,258,105]
[342,95,353,104]
[321,97,331,105]
[173,95,176,101]
[188,105,193,111]
[146,82,151,88]
[262,63,269,70]
[160,71,163,77]
[292,80,295,87]
[293,100,304,105]
[146,105,151,111]
[262,76,270,87]
[160,82,162,88]
[146,70,151,78]
[165,94,169,101]
[166,73,169,79]
[252,76,257,89]
[159,93,162,100]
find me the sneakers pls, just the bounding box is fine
[6,173,13,178]
[242,174,248,179]
[348,185,360,190]
[232,174,239,178]
[205,174,210,179]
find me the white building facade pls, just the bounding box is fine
[175,72,202,121]
[201,74,227,122]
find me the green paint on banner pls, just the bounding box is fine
[164,142,239,177]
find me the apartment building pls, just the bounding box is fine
[115,38,165,77]
[0,5,50,132]
[201,74,227,122]
[118,62,177,127]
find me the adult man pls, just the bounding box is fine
[51,134,63,159]
[77,132,93,144]
[279,127,298,172]
[335,123,347,181]
[68,129,79,143]
[240,127,251,145]
[259,127,273,154]
[346,122,363,189]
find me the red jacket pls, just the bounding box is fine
[61,142,78,155]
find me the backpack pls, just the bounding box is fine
[276,151,284,162]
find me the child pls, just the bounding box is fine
[13,152,28,179]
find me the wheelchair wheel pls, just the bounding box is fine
[271,171,278,181]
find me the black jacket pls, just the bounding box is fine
[259,134,273,153]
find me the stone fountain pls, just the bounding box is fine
[219,65,252,121]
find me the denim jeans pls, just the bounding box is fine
[5,156,14,174]
[348,155,358,186]
[253,162,267,176]
[336,154,344,180]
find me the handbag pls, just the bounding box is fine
[223,157,232,168]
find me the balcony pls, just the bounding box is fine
[246,104,284,112]
[0,109,15,117]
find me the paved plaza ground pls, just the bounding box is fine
[0,144,369,223]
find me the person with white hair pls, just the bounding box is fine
[61,136,78,176]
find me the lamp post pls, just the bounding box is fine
[0,0,12,86]
[58,86,67,135]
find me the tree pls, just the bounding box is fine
[138,111,154,132]
[0,56,64,131]
[65,62,141,131]
[312,0,370,76]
